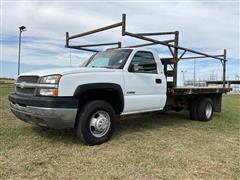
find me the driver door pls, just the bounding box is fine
[123,51,166,114]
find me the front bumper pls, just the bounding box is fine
[9,93,79,129]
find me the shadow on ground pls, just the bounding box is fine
[31,110,192,144]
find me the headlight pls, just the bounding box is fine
[39,74,61,84]
[38,74,61,96]
[38,88,58,96]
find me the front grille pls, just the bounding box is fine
[17,76,39,83]
[16,76,39,96]
[16,87,36,95]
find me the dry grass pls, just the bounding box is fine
[0,87,239,179]
[0,79,15,85]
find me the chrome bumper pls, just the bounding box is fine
[10,102,77,129]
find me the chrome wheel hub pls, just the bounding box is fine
[89,111,111,138]
[205,103,212,119]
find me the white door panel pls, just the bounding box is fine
[123,94,165,113]
[124,73,158,94]
[122,50,167,114]
[123,72,166,113]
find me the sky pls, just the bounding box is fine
[1,0,239,85]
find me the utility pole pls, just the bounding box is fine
[236,75,239,92]
[181,70,187,86]
[18,26,27,75]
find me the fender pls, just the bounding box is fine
[73,83,124,113]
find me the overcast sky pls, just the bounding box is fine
[1,0,239,82]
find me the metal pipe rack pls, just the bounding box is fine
[65,14,227,89]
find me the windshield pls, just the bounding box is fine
[85,49,132,69]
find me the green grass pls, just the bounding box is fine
[0,86,14,96]
[0,88,239,179]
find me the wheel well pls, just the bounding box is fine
[75,88,124,115]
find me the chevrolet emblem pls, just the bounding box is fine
[19,81,26,89]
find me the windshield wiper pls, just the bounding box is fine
[88,66,116,69]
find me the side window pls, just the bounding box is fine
[129,51,157,74]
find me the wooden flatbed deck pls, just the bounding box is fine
[170,87,231,95]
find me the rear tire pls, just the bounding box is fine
[197,98,213,121]
[189,97,201,120]
[76,100,116,145]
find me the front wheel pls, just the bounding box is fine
[76,100,116,145]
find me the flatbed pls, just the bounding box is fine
[170,87,231,95]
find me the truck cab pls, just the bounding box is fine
[9,48,167,145]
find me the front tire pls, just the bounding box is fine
[76,100,116,145]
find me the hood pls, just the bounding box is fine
[19,67,117,77]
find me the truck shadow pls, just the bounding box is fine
[32,110,191,144]
[115,111,191,135]
[31,126,80,144]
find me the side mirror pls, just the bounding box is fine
[129,64,139,72]
[129,64,134,72]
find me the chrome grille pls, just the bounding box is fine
[16,76,39,96]
[16,87,36,95]
[17,76,39,83]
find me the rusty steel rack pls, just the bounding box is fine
[65,14,227,91]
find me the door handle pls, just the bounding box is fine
[155,79,162,84]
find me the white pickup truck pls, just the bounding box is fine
[9,14,230,145]
[9,48,229,145]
